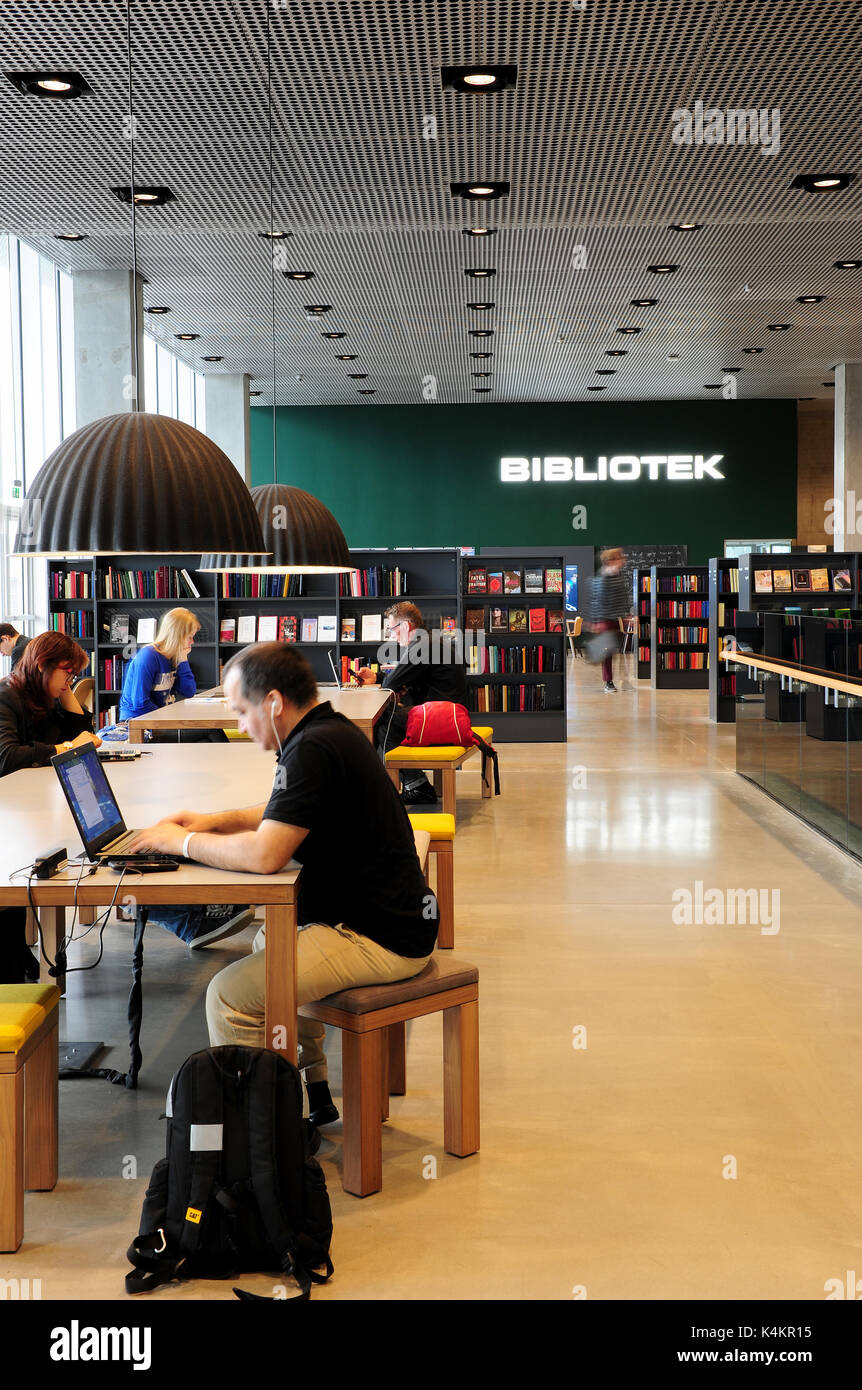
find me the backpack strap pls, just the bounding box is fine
[471,733,501,795]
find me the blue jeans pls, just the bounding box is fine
[141,904,207,945]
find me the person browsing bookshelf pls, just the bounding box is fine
[356,600,469,805]
[119,606,226,742]
[125,641,437,1134]
[0,632,100,981]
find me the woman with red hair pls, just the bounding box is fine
[0,632,100,980]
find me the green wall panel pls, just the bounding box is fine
[250,400,797,564]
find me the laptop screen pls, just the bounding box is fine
[53,745,125,853]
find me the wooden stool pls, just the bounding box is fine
[385,725,495,823]
[0,984,61,1252]
[300,957,479,1197]
[407,812,455,948]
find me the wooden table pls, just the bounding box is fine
[0,744,301,1062]
[127,685,394,744]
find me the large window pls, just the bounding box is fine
[144,333,206,430]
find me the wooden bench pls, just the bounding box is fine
[407,812,455,948]
[385,725,495,823]
[300,956,479,1197]
[0,984,61,1252]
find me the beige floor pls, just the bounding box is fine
[6,653,862,1300]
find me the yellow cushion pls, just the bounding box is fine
[0,984,60,1054]
[407,812,455,841]
[224,729,250,741]
[386,745,472,763]
[471,725,493,741]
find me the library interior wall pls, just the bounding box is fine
[250,400,798,563]
[796,402,834,546]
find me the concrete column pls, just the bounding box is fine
[204,373,251,484]
[833,362,862,550]
[72,269,145,424]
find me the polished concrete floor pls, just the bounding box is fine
[6,653,862,1300]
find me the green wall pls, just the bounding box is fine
[250,400,797,564]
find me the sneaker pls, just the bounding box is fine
[400,781,438,805]
[603,681,617,693]
[188,904,255,950]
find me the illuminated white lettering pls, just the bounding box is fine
[596,455,608,481]
[544,456,573,481]
[532,456,541,481]
[608,455,640,480]
[641,455,667,479]
[694,453,725,479]
[574,455,598,481]
[501,457,530,482]
[666,454,694,479]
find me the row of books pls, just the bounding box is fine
[719,569,740,593]
[754,567,852,594]
[467,644,559,675]
[657,574,705,592]
[468,683,550,713]
[221,614,340,645]
[638,646,651,663]
[101,656,127,691]
[51,569,92,599]
[658,652,708,670]
[220,574,306,598]
[338,567,408,598]
[465,607,564,633]
[465,566,563,596]
[639,576,652,593]
[718,675,737,696]
[340,658,380,683]
[103,615,158,645]
[657,626,708,644]
[655,600,709,618]
[103,566,201,600]
[98,703,119,730]
[50,610,93,638]
[716,603,738,627]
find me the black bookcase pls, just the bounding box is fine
[461,554,566,742]
[633,567,652,680]
[650,565,709,690]
[736,551,860,614]
[336,548,460,682]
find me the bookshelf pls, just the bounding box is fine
[461,553,566,742]
[216,571,340,687]
[736,551,860,614]
[707,558,763,722]
[336,548,460,684]
[650,565,709,690]
[633,568,652,680]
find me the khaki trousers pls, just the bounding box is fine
[205,922,432,1084]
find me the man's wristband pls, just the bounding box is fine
[182,832,196,860]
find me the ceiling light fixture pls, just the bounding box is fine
[451,181,510,201]
[767,323,792,331]
[283,271,314,280]
[112,185,175,206]
[249,391,262,397]
[470,351,493,359]
[358,388,375,395]
[669,222,702,232]
[474,387,491,393]
[174,332,199,341]
[5,70,92,98]
[472,371,492,377]
[469,329,494,338]
[834,259,862,269]
[586,385,606,391]
[796,294,825,304]
[595,368,617,375]
[441,65,518,93]
[617,326,642,335]
[630,298,658,307]
[742,347,764,354]
[348,373,367,379]
[465,267,496,278]
[605,349,628,357]
[304,304,331,314]
[791,172,854,193]
[201,355,223,362]
[823,381,835,387]
[647,264,678,275]
[54,232,87,241]
[467,302,494,310]
[257,229,291,239]
[462,227,496,237]
[335,354,357,361]
[200,484,351,574]
[704,383,721,389]
[145,305,171,314]
[322,331,346,339]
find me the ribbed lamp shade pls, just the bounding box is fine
[11,412,268,557]
[200,483,352,572]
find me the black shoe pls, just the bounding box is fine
[304,1120,322,1156]
[306,1080,340,1128]
[400,781,438,806]
[22,947,39,982]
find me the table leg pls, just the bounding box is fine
[38,907,65,994]
[128,725,143,744]
[264,901,297,1064]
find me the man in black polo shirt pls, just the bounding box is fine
[358,600,469,805]
[0,624,30,670]
[128,642,437,1130]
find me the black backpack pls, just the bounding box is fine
[125,1045,334,1300]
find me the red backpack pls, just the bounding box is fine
[401,702,500,794]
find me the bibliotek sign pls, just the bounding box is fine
[500,454,725,482]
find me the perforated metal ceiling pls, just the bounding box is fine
[1,0,861,406]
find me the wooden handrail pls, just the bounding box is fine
[720,647,862,698]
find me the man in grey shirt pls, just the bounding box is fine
[587,549,631,692]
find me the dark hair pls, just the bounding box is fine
[384,601,425,631]
[0,623,19,640]
[8,631,89,717]
[223,642,318,708]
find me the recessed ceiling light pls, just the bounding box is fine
[666,353,680,360]
[469,351,493,359]
[174,332,199,341]
[704,383,721,389]
[54,231,87,241]
[348,373,367,379]
[462,227,496,237]
[257,229,291,239]
[469,329,494,338]
[201,356,223,362]
[647,264,678,275]
[767,323,792,331]
[617,326,642,334]
[304,304,331,314]
[441,65,518,93]
[467,302,494,310]
[595,368,616,375]
[145,306,171,315]
[720,367,742,373]
[586,385,606,391]
[451,181,510,201]
[472,371,492,378]
[358,388,375,395]
[796,294,825,304]
[823,381,835,387]
[465,267,496,278]
[322,331,346,339]
[112,186,175,206]
[669,222,702,232]
[335,354,358,361]
[630,298,658,307]
[283,271,314,280]
[473,387,491,393]
[5,70,92,98]
[742,347,764,354]
[605,349,628,357]
[834,259,862,269]
[249,391,262,397]
[791,172,854,193]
